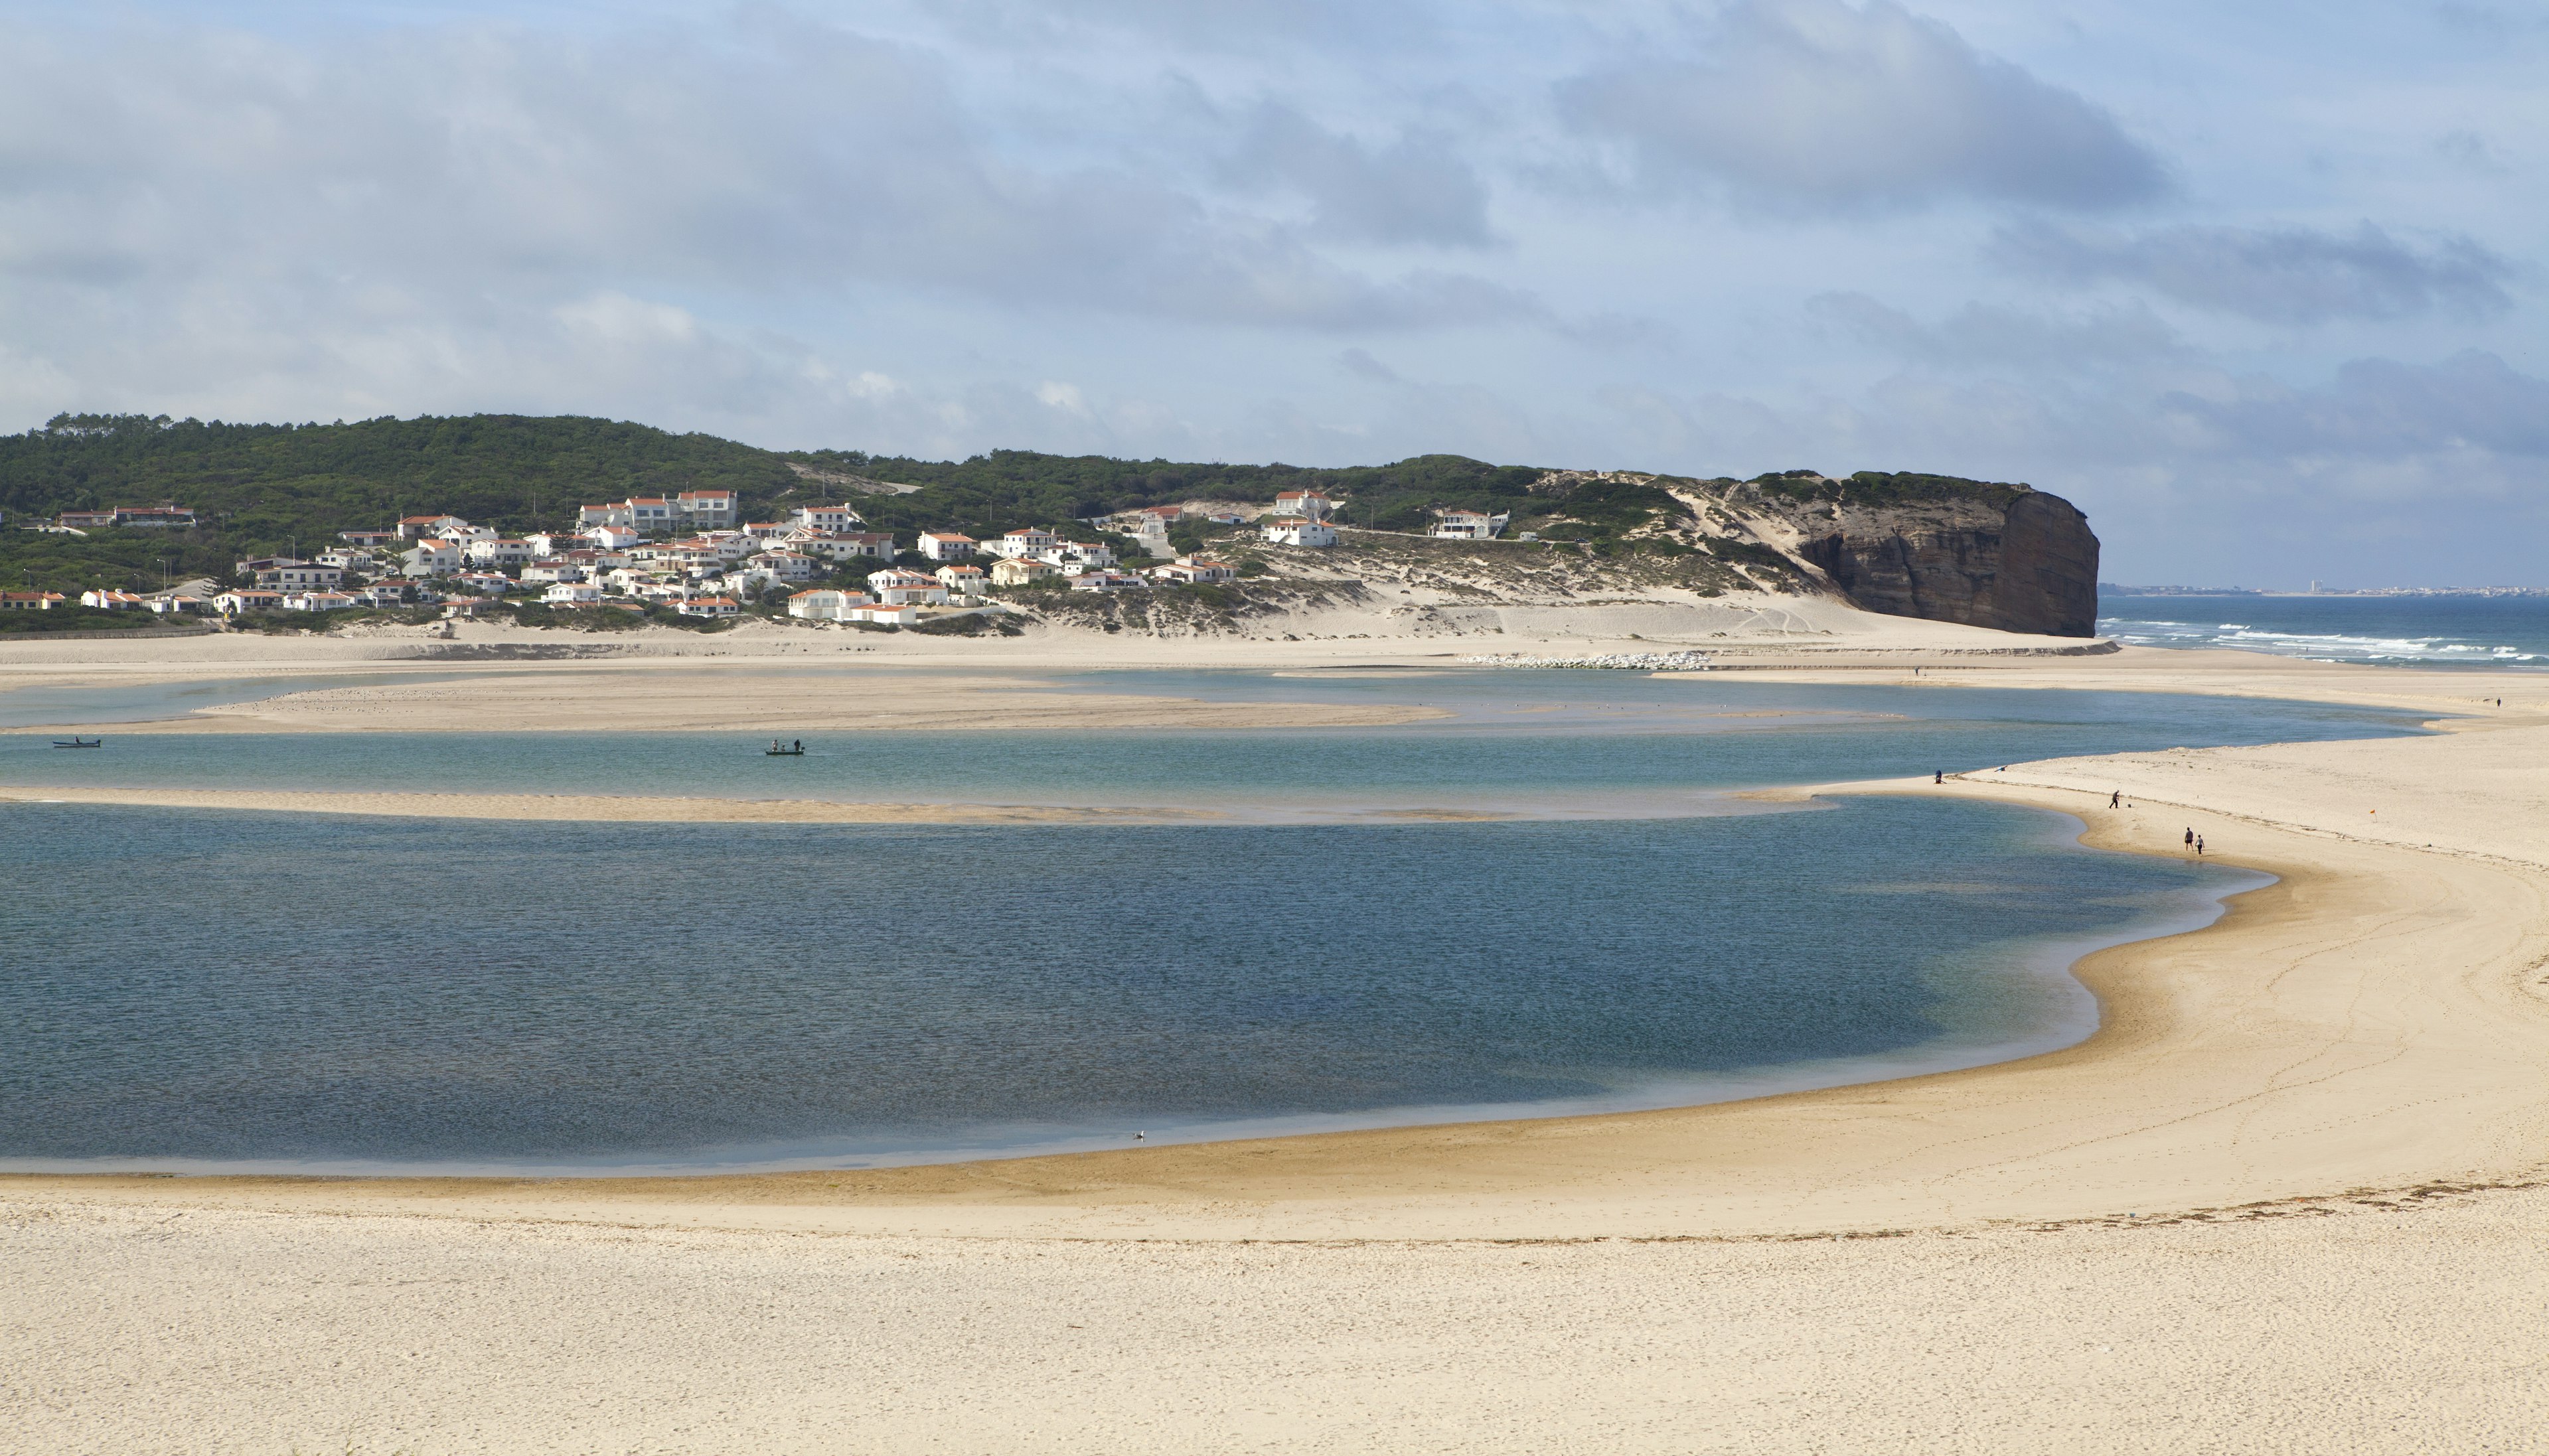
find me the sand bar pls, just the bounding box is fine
[4,668,1449,735]
[0,786,1531,825]
[0,786,1235,824]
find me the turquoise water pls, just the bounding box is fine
[0,672,2412,1174]
[0,673,2429,820]
[2100,593,2549,665]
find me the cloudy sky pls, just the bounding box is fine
[3,1,2542,585]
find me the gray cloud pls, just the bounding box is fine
[1994,220,2517,325]
[1555,0,2166,212]
[1806,293,2189,370]
[913,0,1446,53]
[1220,105,1493,248]
[2154,350,2549,462]
[0,14,1536,334]
[1334,348,1401,382]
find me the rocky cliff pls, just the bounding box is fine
[1689,472,2101,638]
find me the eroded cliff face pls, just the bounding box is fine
[1695,474,2101,638]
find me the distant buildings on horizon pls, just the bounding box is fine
[2101,582,2547,598]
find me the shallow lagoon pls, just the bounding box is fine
[0,671,2409,1173]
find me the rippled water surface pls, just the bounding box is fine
[0,670,2405,1172]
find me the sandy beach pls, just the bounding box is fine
[6,632,2548,1451]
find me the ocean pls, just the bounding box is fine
[2100,593,2549,666]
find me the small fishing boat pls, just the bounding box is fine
[52,737,102,749]
[765,739,806,756]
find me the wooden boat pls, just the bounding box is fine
[765,743,806,756]
[52,737,102,749]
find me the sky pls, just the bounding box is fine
[1,1,2542,586]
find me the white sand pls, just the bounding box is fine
[6,1185,2544,1454]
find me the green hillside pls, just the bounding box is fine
[0,411,2030,597]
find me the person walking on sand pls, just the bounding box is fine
[2197,835,2204,855]
[1934,770,1943,784]
[2110,790,2121,808]
[2185,828,2195,847]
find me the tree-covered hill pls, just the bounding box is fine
[0,413,1567,593]
[0,411,2036,597]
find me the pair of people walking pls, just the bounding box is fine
[2183,827,2204,855]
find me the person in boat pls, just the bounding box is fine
[771,738,783,753]
[793,739,802,753]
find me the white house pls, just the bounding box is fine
[787,530,897,565]
[917,531,978,561]
[790,503,866,534]
[676,595,741,618]
[990,557,1060,588]
[403,538,463,576]
[212,590,284,615]
[1150,558,1235,585]
[544,582,604,606]
[983,528,1059,559]
[785,589,875,621]
[623,497,677,534]
[287,591,360,612]
[255,561,345,591]
[866,568,949,606]
[1045,541,1117,570]
[1262,518,1337,547]
[1069,570,1146,592]
[467,538,536,567]
[1272,490,1334,520]
[673,490,735,528]
[934,564,988,598]
[1429,510,1508,540]
[452,571,514,596]
[848,601,919,625]
[519,560,586,585]
[748,550,819,583]
[398,514,469,540]
[79,589,148,609]
[146,594,208,615]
